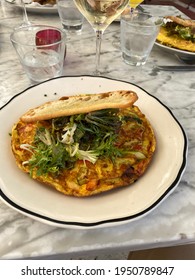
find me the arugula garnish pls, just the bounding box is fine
[21,109,123,176]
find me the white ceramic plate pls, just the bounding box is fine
[155,41,195,62]
[6,0,58,14]
[0,76,187,229]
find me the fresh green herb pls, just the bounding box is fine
[28,130,74,176]
[20,109,127,176]
[95,133,123,161]
[175,25,195,41]
[122,113,142,124]
[165,20,195,42]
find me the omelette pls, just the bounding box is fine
[157,16,195,52]
[11,91,156,197]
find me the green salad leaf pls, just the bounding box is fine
[21,109,124,176]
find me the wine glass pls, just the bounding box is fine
[129,0,144,13]
[74,0,129,75]
[15,0,31,29]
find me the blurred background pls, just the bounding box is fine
[143,0,195,18]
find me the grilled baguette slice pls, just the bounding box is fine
[21,90,138,122]
[166,16,195,28]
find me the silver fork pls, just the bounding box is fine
[175,54,195,65]
[155,65,195,71]
[155,54,195,71]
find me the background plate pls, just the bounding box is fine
[6,0,58,14]
[0,76,187,229]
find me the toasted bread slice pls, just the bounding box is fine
[21,90,138,122]
[166,16,195,28]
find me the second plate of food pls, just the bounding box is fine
[6,0,58,14]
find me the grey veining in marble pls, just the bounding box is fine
[0,1,195,259]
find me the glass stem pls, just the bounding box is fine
[21,0,31,26]
[95,30,103,76]
[130,7,135,14]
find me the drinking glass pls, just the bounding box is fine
[74,0,129,75]
[10,25,67,84]
[112,0,144,49]
[121,12,162,66]
[57,0,84,34]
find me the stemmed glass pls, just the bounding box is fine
[129,0,144,13]
[15,0,31,29]
[74,0,129,75]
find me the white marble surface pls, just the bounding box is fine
[0,1,195,259]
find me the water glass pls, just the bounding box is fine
[10,25,67,84]
[120,12,162,66]
[57,0,84,34]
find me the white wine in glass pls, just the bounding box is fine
[129,0,144,10]
[74,0,129,75]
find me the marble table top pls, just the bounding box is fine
[0,1,195,259]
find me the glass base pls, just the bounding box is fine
[62,24,82,34]
[122,53,147,66]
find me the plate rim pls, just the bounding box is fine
[155,41,195,57]
[5,0,58,13]
[0,75,188,229]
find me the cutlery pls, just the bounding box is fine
[175,55,195,65]
[155,65,195,71]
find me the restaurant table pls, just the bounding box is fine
[0,1,195,260]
